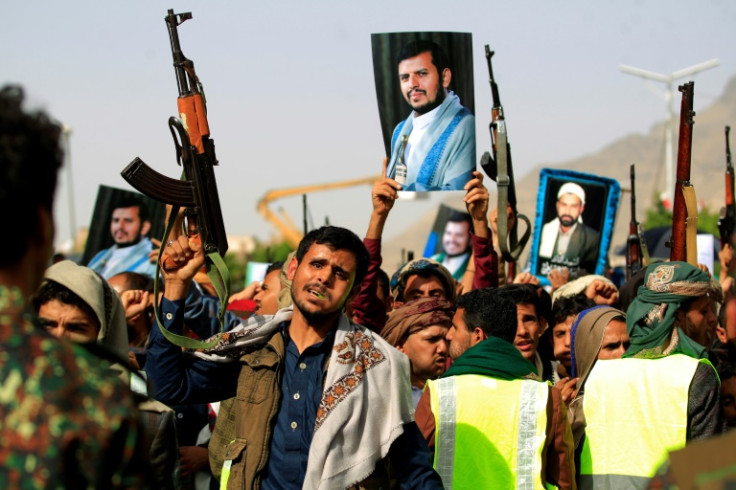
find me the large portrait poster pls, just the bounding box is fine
[372,32,475,192]
[528,169,621,284]
[81,185,167,266]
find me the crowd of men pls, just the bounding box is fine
[2,38,736,490]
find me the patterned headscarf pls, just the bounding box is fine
[389,258,457,303]
[381,297,455,347]
[277,251,295,310]
[624,261,721,359]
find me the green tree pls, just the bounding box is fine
[224,239,294,292]
[644,194,719,236]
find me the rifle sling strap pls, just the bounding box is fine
[153,204,232,350]
[682,184,699,266]
[495,129,530,262]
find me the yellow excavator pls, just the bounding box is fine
[257,175,381,248]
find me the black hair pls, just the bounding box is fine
[376,268,390,299]
[497,284,552,327]
[618,266,648,312]
[32,280,99,329]
[109,271,154,293]
[456,288,517,344]
[265,261,284,277]
[0,86,63,266]
[717,361,736,382]
[446,210,472,226]
[552,294,595,326]
[295,226,369,287]
[396,40,450,75]
[719,296,736,328]
[112,196,150,224]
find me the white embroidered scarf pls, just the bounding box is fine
[193,307,414,489]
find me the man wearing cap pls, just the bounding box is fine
[390,258,457,308]
[539,182,600,276]
[578,262,723,488]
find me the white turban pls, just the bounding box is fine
[557,182,586,205]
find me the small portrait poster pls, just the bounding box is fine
[528,169,621,284]
[245,261,271,288]
[423,203,473,280]
[371,32,476,192]
[81,185,167,266]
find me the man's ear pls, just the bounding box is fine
[717,325,728,345]
[441,68,452,89]
[472,327,487,345]
[287,256,299,281]
[141,220,152,237]
[674,308,685,328]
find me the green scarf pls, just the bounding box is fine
[624,261,716,360]
[442,336,538,380]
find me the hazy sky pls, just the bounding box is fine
[3,0,734,250]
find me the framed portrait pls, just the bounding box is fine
[371,32,476,192]
[528,169,621,284]
[422,203,473,280]
[81,185,167,266]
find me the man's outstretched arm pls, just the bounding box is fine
[350,158,401,332]
[460,171,498,291]
[145,235,239,405]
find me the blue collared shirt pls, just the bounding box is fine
[146,297,442,489]
[261,325,334,488]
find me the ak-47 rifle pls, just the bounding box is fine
[479,46,531,280]
[718,126,734,248]
[669,81,698,264]
[121,9,230,348]
[626,164,649,280]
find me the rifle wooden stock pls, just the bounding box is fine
[123,10,227,260]
[669,82,698,264]
[626,164,649,280]
[718,126,734,248]
[121,9,230,351]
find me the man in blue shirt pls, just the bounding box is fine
[146,226,442,489]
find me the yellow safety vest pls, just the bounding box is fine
[580,354,709,489]
[428,374,549,489]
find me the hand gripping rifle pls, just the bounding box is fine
[626,164,649,280]
[479,46,531,279]
[718,126,734,248]
[121,9,230,349]
[668,81,698,264]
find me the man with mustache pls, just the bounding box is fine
[385,39,475,191]
[146,226,443,489]
[430,211,473,280]
[381,297,454,407]
[539,182,600,277]
[87,196,157,279]
[414,288,576,489]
